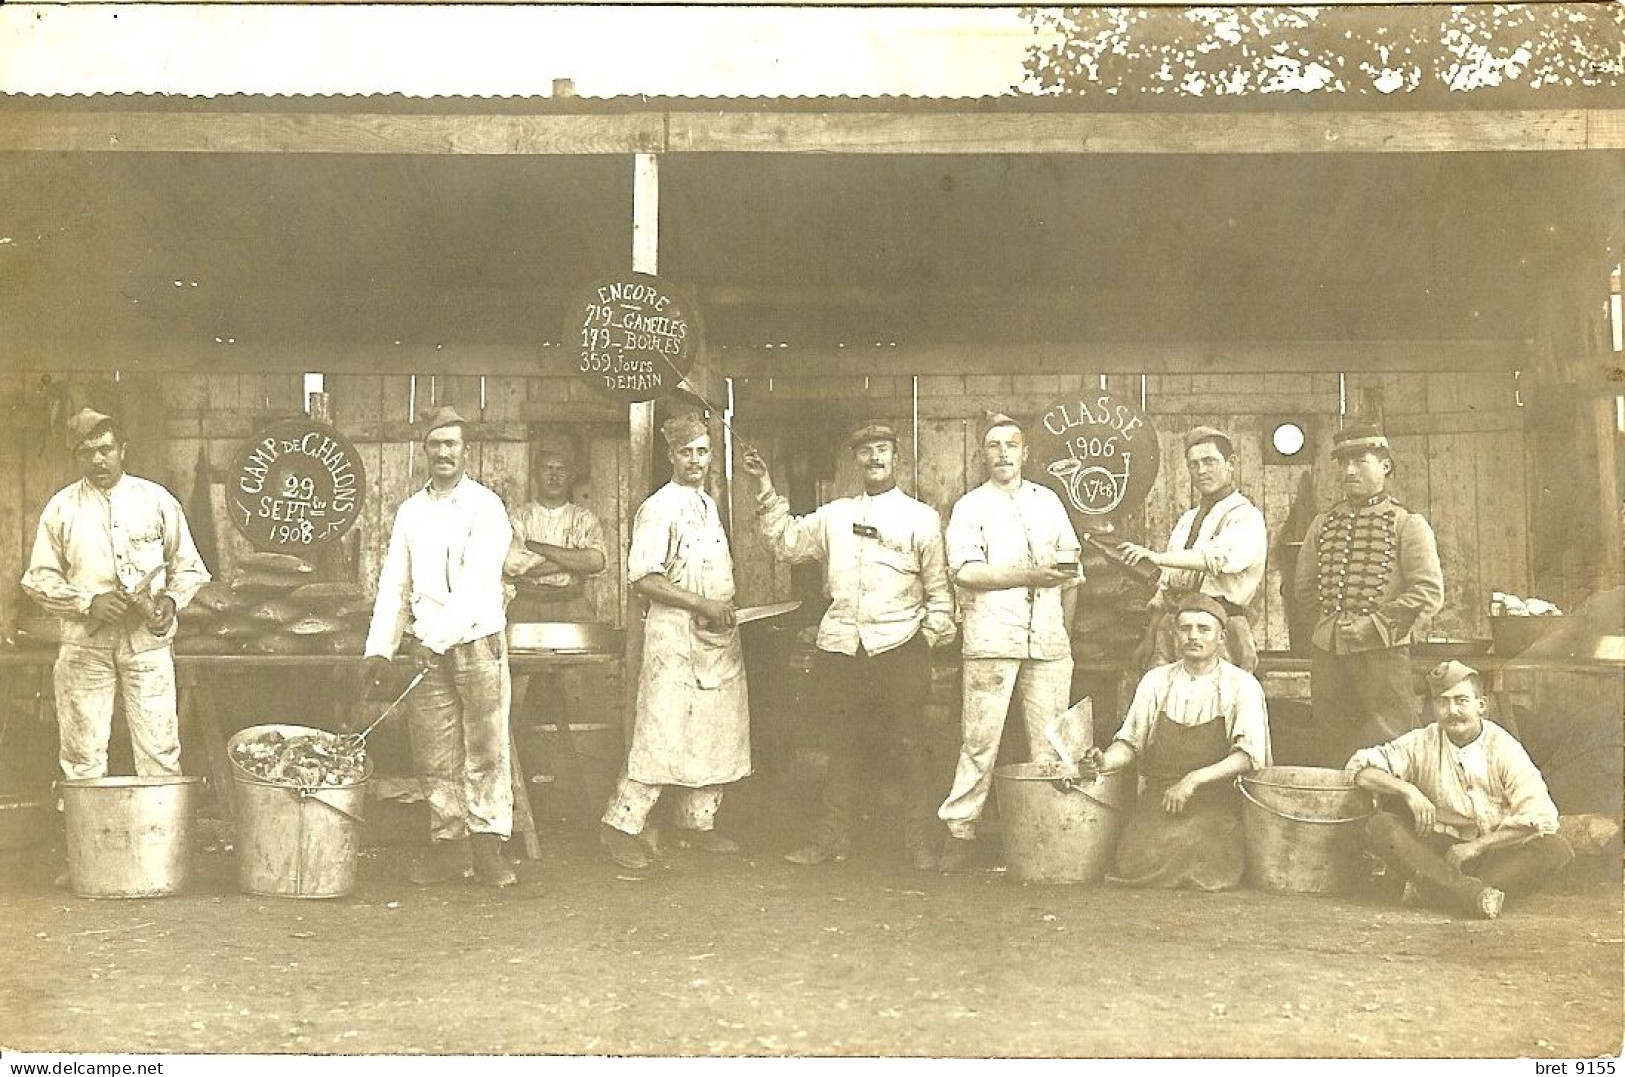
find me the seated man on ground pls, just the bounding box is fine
[1082,594,1270,890]
[1347,659,1572,920]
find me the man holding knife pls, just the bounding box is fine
[600,414,751,870]
[23,407,211,782]
[741,421,957,870]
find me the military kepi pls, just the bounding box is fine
[419,405,470,438]
[65,407,115,450]
[849,420,898,447]
[1331,422,1392,459]
[1425,659,1477,696]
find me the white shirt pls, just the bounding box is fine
[947,480,1081,660]
[757,485,955,656]
[1111,660,1272,771]
[504,501,606,589]
[1159,489,1268,609]
[365,475,512,657]
[1347,720,1559,839]
[22,475,211,652]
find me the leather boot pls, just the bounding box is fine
[903,813,941,872]
[938,834,976,874]
[679,830,740,855]
[471,833,517,888]
[601,823,652,870]
[409,838,471,885]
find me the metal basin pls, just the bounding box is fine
[507,622,622,654]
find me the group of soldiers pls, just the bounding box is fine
[22,404,1572,917]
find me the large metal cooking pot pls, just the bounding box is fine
[506,622,623,654]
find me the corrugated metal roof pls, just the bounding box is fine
[2,89,1619,114]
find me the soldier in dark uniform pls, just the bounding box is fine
[1294,424,1444,764]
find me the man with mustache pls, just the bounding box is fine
[1117,425,1267,672]
[741,420,956,870]
[23,407,211,783]
[1083,594,1270,890]
[600,413,750,870]
[361,406,518,887]
[1348,660,1571,919]
[1294,423,1443,763]
[937,413,1082,872]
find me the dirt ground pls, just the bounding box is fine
[1,794,1620,1062]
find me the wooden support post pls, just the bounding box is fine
[623,153,659,751]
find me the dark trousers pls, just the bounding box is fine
[808,634,937,854]
[1309,645,1421,765]
[1365,808,1573,914]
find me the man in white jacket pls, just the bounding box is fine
[362,406,516,888]
[23,407,211,781]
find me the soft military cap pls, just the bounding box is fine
[849,420,898,447]
[65,407,115,451]
[420,405,470,439]
[1184,425,1234,457]
[1425,659,1478,696]
[660,413,709,449]
[1331,422,1391,459]
[1174,592,1229,626]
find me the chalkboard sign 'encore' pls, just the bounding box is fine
[569,273,698,403]
[1029,390,1161,519]
[228,420,367,554]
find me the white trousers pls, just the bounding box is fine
[54,638,181,780]
[602,777,725,836]
[938,656,1073,839]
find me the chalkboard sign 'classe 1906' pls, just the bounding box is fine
[569,273,699,403]
[228,420,367,554]
[1029,390,1160,519]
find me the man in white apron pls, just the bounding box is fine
[601,414,751,870]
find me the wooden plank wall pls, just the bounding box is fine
[727,367,1528,650]
[1356,371,1531,640]
[1,368,637,634]
[0,365,1528,647]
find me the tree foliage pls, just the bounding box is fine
[1021,4,1625,99]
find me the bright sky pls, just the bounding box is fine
[0,5,1048,98]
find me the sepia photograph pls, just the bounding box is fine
[0,0,1621,1064]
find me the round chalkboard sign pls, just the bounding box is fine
[568,273,698,402]
[227,420,366,554]
[1028,390,1160,519]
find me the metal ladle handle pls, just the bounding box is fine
[344,666,429,746]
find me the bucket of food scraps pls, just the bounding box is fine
[228,724,372,898]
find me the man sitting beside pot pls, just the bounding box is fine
[1347,660,1572,920]
[1082,594,1271,890]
